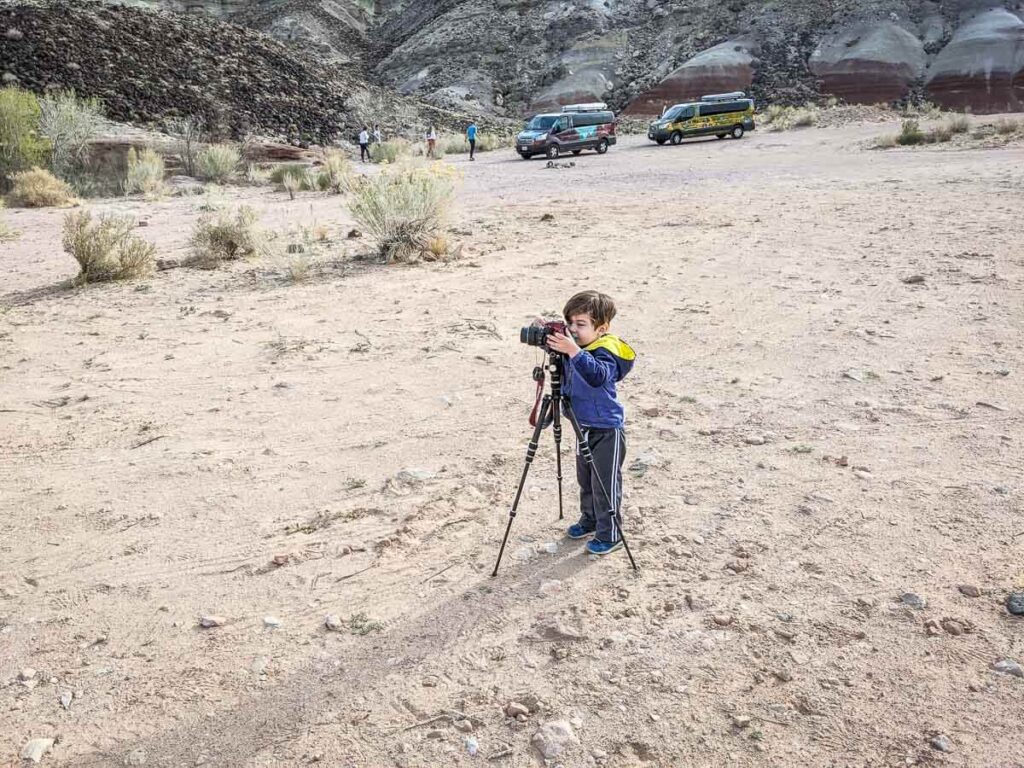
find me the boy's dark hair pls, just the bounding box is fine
[563,290,616,327]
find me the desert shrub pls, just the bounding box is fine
[244,163,271,185]
[873,133,898,149]
[124,147,167,197]
[187,205,267,267]
[370,138,412,164]
[896,119,925,145]
[268,163,310,184]
[280,171,305,199]
[196,143,240,183]
[7,167,77,207]
[946,114,970,134]
[994,118,1021,135]
[0,87,49,183]
[62,210,156,283]
[763,104,819,130]
[165,116,204,176]
[930,123,953,143]
[348,163,457,263]
[438,133,497,154]
[0,199,19,241]
[320,149,351,194]
[38,90,103,180]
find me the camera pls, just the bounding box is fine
[520,320,568,349]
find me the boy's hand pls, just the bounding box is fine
[547,332,581,357]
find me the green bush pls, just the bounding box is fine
[319,149,351,194]
[0,87,50,184]
[946,114,970,134]
[63,210,156,283]
[7,167,78,207]
[124,147,167,198]
[196,143,241,183]
[348,162,457,263]
[370,138,412,164]
[187,205,267,268]
[896,119,925,145]
[39,90,103,181]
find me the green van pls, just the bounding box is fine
[647,92,756,145]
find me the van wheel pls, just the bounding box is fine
[595,138,609,154]
[571,149,582,156]
[546,145,560,159]
[655,138,666,145]
[670,132,683,145]
[730,125,745,139]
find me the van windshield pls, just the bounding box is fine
[664,105,694,121]
[526,115,559,131]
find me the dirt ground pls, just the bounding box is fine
[2,117,1023,768]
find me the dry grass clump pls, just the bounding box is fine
[370,138,412,164]
[7,167,78,207]
[124,147,167,198]
[62,210,156,283]
[348,162,457,263]
[763,104,820,131]
[38,90,103,181]
[876,115,974,148]
[438,133,498,154]
[270,164,315,198]
[187,205,267,268]
[0,199,20,241]
[319,149,352,194]
[196,143,241,183]
[994,118,1022,135]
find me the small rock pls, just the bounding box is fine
[924,618,941,636]
[743,435,766,446]
[198,615,226,628]
[540,542,558,554]
[853,470,872,481]
[901,274,925,284]
[19,667,36,681]
[506,701,530,718]
[958,584,981,598]
[425,729,445,740]
[532,719,579,759]
[930,734,953,753]
[992,659,1023,678]
[6,28,24,40]
[392,468,435,485]
[324,614,343,632]
[732,715,751,728]
[263,616,281,628]
[641,406,660,417]
[773,669,794,682]
[347,228,361,238]
[900,593,926,610]
[59,690,73,710]
[21,738,54,763]
[464,736,479,756]
[712,614,734,627]
[1006,592,1024,616]
[454,719,474,733]
[941,619,964,636]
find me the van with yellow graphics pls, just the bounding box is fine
[647,92,756,145]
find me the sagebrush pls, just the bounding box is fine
[0,87,50,184]
[124,147,167,197]
[196,143,240,183]
[62,210,156,283]
[7,167,78,207]
[39,90,103,180]
[371,138,412,164]
[166,116,204,176]
[187,205,267,267]
[348,162,457,263]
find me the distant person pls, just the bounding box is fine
[426,125,437,158]
[467,121,478,161]
[373,124,382,144]
[358,126,370,163]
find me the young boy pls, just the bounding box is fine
[546,291,635,555]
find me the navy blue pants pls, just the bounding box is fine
[575,427,626,542]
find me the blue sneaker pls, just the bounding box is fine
[586,539,623,556]
[566,523,595,539]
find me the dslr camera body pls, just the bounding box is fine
[520,320,568,350]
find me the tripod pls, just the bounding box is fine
[491,351,638,576]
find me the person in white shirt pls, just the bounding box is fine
[358,126,370,162]
[426,125,437,158]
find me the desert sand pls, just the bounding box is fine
[2,118,1023,767]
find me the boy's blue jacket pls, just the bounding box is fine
[563,334,636,429]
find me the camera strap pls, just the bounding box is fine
[529,365,545,427]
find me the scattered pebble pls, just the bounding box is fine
[21,738,54,764]
[900,593,926,610]
[464,736,478,756]
[958,584,981,598]
[712,614,734,627]
[324,614,343,632]
[901,274,925,284]
[732,715,751,728]
[19,667,36,681]
[930,734,954,753]
[540,542,558,555]
[506,701,530,718]
[1006,592,1024,616]
[743,435,766,446]
[532,720,579,759]
[262,616,281,629]
[454,719,474,733]
[992,659,1023,678]
[198,615,226,628]
[941,619,964,636]
[59,690,73,710]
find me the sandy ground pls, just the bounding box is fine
[2,118,1023,768]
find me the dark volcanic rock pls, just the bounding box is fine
[925,8,1024,114]
[0,0,357,142]
[810,22,926,104]
[624,38,757,116]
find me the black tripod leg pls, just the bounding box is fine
[492,396,552,577]
[551,396,564,521]
[561,401,638,572]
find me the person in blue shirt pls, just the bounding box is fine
[466,122,478,161]
[545,290,636,555]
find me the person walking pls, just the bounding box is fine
[467,121,478,161]
[426,125,437,159]
[373,124,382,144]
[358,125,370,163]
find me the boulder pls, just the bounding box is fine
[925,8,1024,113]
[809,22,926,103]
[528,32,624,113]
[623,38,757,117]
